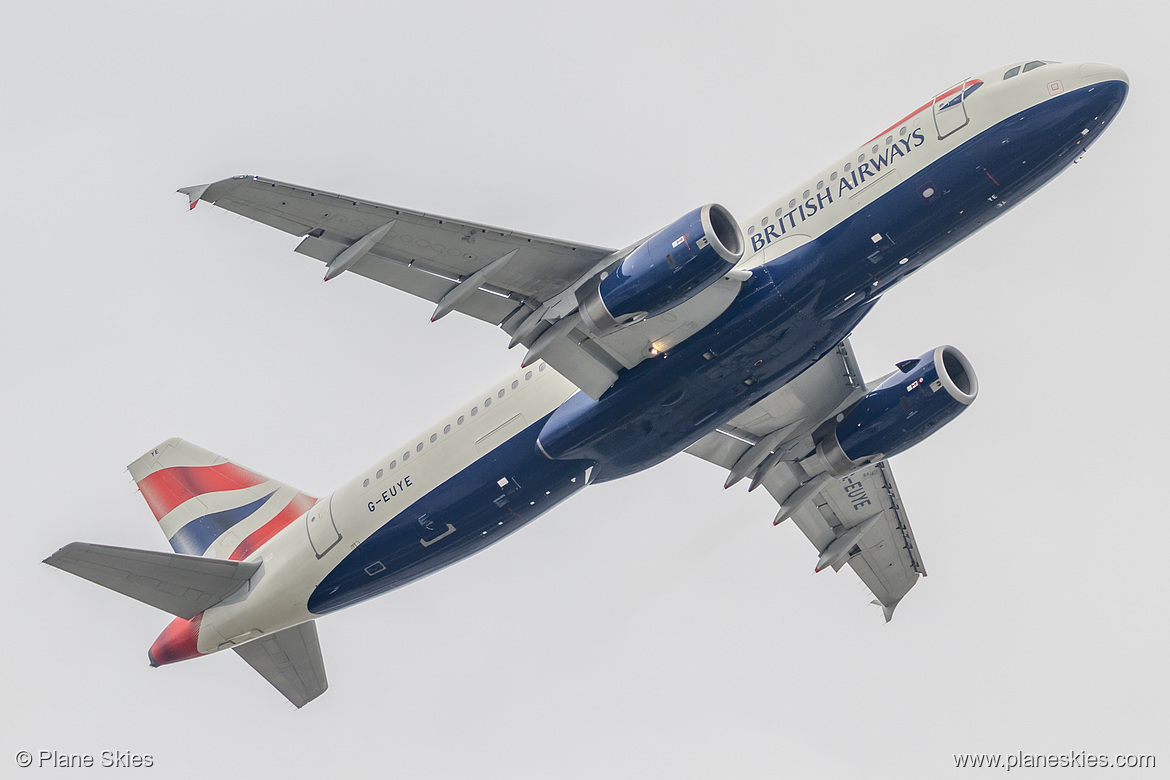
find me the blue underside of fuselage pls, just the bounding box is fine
[308,414,593,614]
[536,79,1127,477]
[308,79,1126,615]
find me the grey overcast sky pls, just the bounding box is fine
[3,2,1165,777]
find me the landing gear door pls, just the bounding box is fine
[933,80,971,140]
[306,495,341,558]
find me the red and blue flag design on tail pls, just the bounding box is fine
[129,438,316,560]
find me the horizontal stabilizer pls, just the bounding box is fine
[234,621,328,709]
[43,542,260,619]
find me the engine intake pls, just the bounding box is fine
[815,345,978,477]
[577,204,744,336]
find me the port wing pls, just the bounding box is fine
[182,176,748,400]
[182,175,613,327]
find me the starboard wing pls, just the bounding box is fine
[685,339,925,620]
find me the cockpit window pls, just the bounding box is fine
[1004,61,1047,80]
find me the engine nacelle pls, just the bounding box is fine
[576,204,744,336]
[815,346,979,477]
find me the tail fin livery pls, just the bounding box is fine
[128,438,317,560]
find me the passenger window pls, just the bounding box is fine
[1004,66,1020,80]
[376,469,383,479]
[430,433,437,443]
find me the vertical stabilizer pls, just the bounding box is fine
[128,438,317,560]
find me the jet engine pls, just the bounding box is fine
[815,345,978,477]
[576,204,744,336]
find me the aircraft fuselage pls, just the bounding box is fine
[151,61,1128,657]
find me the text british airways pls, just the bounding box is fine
[752,128,926,252]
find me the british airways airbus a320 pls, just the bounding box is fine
[47,61,1127,707]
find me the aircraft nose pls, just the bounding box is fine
[1080,62,1129,87]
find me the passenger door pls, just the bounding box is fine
[933,80,971,139]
